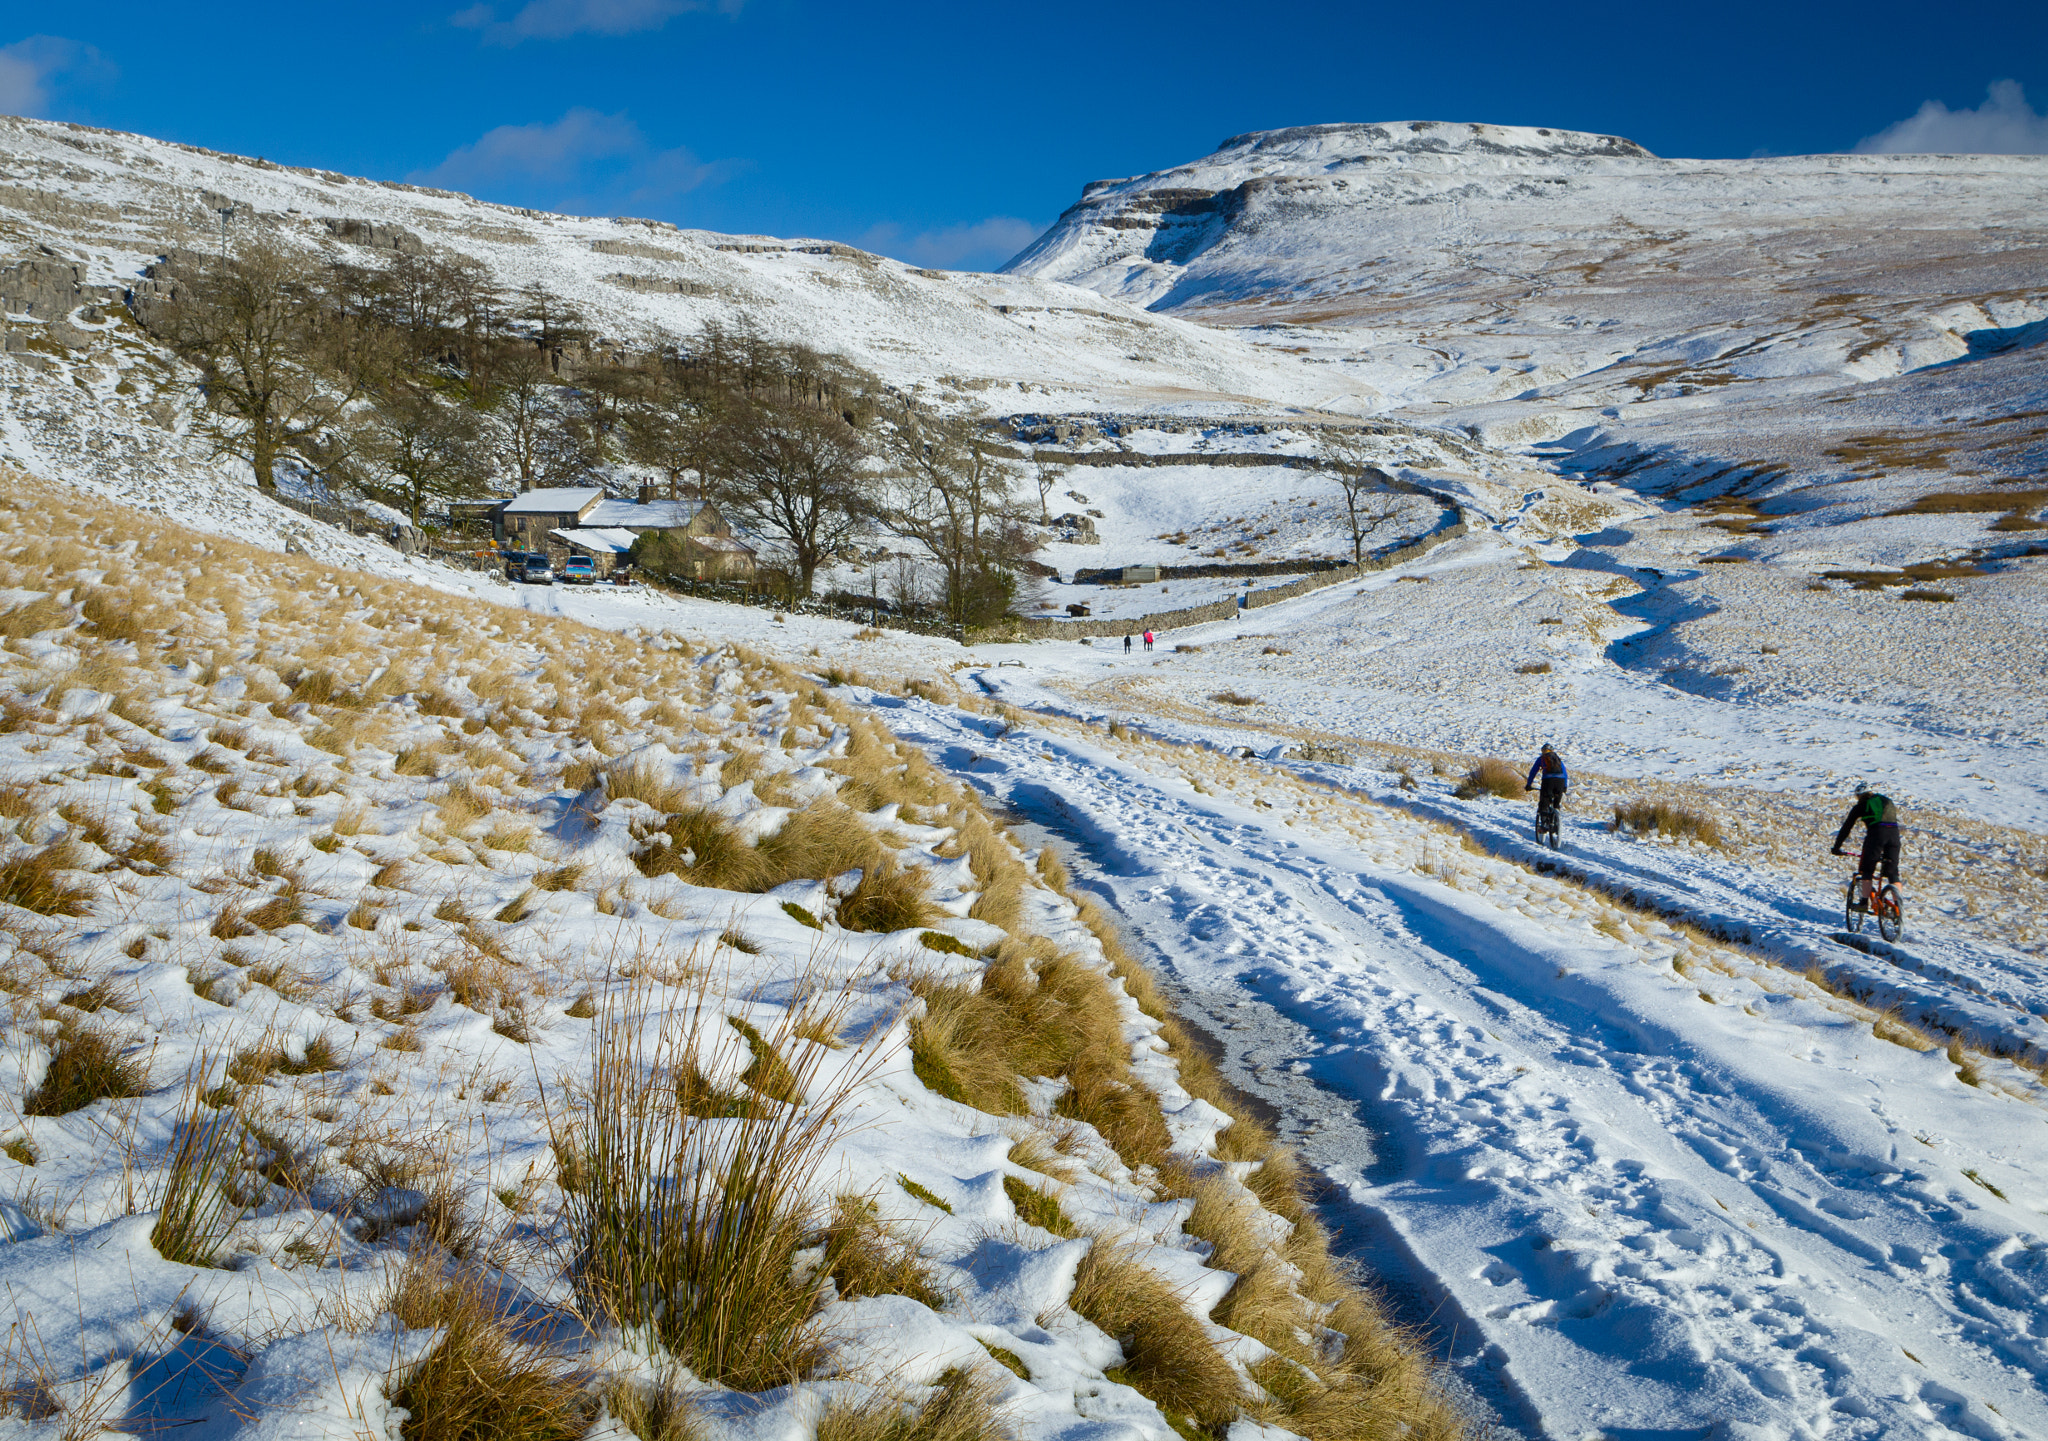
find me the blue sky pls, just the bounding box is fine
[4,1,2045,271]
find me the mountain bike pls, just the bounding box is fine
[1535,798,1563,850]
[1844,874,1904,942]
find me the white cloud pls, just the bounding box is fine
[1855,79,2048,155]
[409,108,742,213]
[451,0,740,44]
[858,216,1045,273]
[0,35,110,118]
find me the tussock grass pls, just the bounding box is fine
[558,980,861,1390]
[908,942,1170,1169]
[1209,691,1261,706]
[602,1378,703,1441]
[151,1068,248,1266]
[1612,798,1726,848]
[1452,758,1523,800]
[839,855,936,934]
[385,1263,594,1441]
[813,1368,1000,1441]
[27,1024,149,1115]
[823,1194,943,1306]
[0,839,94,916]
[1069,1236,1242,1432]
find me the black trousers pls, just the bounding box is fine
[1858,824,1901,882]
[1538,777,1567,811]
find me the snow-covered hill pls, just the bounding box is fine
[1005,121,2048,507]
[0,114,1351,418]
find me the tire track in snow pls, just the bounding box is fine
[875,694,2048,1441]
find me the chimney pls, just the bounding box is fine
[638,482,655,506]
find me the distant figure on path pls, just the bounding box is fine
[1124,634,1132,652]
[1143,630,1154,651]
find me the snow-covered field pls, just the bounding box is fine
[3,476,1469,1441]
[4,108,2047,1441]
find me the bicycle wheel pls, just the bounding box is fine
[1878,885,1903,942]
[1545,810,1561,849]
[1844,879,1865,933]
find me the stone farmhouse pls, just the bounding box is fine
[492,487,756,580]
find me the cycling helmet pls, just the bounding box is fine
[1540,742,1555,753]
[1852,780,1872,796]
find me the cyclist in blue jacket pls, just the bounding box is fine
[1525,743,1568,817]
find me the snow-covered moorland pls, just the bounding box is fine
[0,474,1466,1441]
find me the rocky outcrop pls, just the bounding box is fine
[321,217,425,255]
[0,252,117,322]
[601,272,715,297]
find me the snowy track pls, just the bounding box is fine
[874,695,2048,1441]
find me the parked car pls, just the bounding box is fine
[561,555,596,585]
[504,551,554,585]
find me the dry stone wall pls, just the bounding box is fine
[995,507,1470,640]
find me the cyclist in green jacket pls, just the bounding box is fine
[1832,782,1901,887]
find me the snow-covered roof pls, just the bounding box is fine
[584,497,710,529]
[502,487,603,515]
[551,527,641,554]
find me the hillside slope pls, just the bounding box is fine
[0,113,1337,417]
[1005,121,2048,511]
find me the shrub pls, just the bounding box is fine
[1612,798,1725,847]
[27,1025,149,1115]
[1453,758,1523,800]
[1208,691,1260,706]
[1898,588,1954,602]
[1515,661,1553,674]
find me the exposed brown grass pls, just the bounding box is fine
[26,1024,149,1115]
[908,942,1169,1170]
[822,1194,943,1307]
[1069,1236,1242,1432]
[1453,757,1523,801]
[1613,798,1726,848]
[812,1368,1000,1441]
[0,839,94,916]
[385,1263,594,1441]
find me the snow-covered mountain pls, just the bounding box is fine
[0,114,1342,418]
[1005,121,2048,504]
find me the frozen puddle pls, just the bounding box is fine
[877,693,2048,1441]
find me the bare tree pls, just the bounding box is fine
[1315,440,1408,565]
[152,234,374,493]
[491,345,592,490]
[709,396,875,598]
[339,377,487,525]
[881,400,1032,628]
[1032,455,1069,525]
